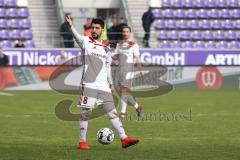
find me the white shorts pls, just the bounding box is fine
[77,85,114,109]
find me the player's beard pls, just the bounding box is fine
[91,32,100,40]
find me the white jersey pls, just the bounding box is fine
[71,26,112,90]
[115,41,140,66]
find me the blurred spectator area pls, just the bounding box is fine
[0,0,35,48]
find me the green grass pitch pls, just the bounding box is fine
[0,89,240,160]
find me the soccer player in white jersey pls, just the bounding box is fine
[114,26,143,119]
[65,16,139,150]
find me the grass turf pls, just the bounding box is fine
[0,89,240,160]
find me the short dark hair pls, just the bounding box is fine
[122,25,131,32]
[91,18,105,29]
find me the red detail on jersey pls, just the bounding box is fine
[94,43,108,47]
[128,41,135,46]
[88,37,109,48]
[80,128,85,130]
[102,40,110,46]
[117,41,136,46]
[88,36,95,43]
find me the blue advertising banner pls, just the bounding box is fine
[3,49,240,66]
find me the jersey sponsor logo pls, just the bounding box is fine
[196,67,222,89]
[91,52,107,59]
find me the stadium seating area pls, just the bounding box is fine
[0,0,35,48]
[152,0,240,48]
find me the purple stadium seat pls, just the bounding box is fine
[234,20,240,29]
[206,41,217,48]
[209,9,220,18]
[189,20,199,29]
[211,20,222,29]
[230,41,240,48]
[175,9,185,18]
[206,0,217,7]
[218,0,227,7]
[18,8,29,18]
[224,20,234,29]
[195,41,206,48]
[1,40,12,48]
[155,20,165,29]
[8,19,20,28]
[0,8,6,18]
[180,30,191,40]
[25,40,36,48]
[231,9,240,18]
[20,19,31,28]
[178,20,188,29]
[187,9,197,18]
[152,9,163,18]
[7,8,18,18]
[168,30,179,40]
[160,41,171,48]
[221,9,230,18]
[201,20,211,29]
[229,0,239,7]
[0,0,5,7]
[22,30,33,39]
[198,9,208,18]
[173,0,182,8]
[0,19,7,28]
[196,0,205,8]
[5,0,16,7]
[215,30,225,40]
[192,30,202,40]
[163,9,174,18]
[0,30,9,39]
[218,41,229,48]
[236,31,240,39]
[183,0,194,8]
[10,30,21,39]
[183,41,194,48]
[157,30,168,40]
[171,41,182,48]
[162,0,171,8]
[167,20,177,29]
[203,30,214,40]
[226,30,236,40]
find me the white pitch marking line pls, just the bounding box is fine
[0,92,14,96]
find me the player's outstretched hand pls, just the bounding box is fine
[66,16,73,27]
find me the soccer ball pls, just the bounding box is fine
[97,128,114,145]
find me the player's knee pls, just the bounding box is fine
[107,109,118,120]
[79,108,92,121]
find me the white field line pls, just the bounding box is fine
[0,92,14,96]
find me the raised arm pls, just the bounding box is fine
[66,16,86,48]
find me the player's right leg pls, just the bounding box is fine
[99,92,140,148]
[120,86,142,118]
[77,87,97,150]
[78,107,92,150]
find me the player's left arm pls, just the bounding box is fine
[106,51,115,94]
[133,44,143,75]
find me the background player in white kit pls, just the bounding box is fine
[113,26,143,119]
[65,16,139,150]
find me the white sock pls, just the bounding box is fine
[108,109,127,139]
[127,93,138,109]
[121,94,128,113]
[79,120,88,142]
[110,118,127,139]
